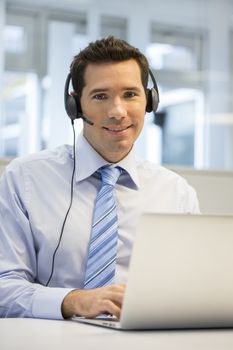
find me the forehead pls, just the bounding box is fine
[83,59,143,89]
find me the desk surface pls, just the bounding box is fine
[1,318,233,350]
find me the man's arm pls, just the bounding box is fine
[0,162,126,319]
[0,162,73,319]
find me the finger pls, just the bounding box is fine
[102,284,125,292]
[99,299,122,319]
[105,290,125,306]
[101,283,126,295]
[71,285,126,318]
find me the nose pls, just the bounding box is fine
[107,97,127,120]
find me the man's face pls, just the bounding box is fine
[80,59,147,163]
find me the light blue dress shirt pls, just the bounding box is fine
[0,133,200,319]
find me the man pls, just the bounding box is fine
[0,36,199,320]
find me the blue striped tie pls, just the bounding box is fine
[84,165,122,289]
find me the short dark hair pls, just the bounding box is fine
[70,36,149,97]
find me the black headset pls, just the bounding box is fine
[64,67,159,121]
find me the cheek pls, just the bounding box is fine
[131,107,145,125]
[136,116,145,135]
[131,100,146,115]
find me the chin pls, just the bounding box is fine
[108,144,133,160]
[112,141,132,152]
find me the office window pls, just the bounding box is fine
[147,43,196,71]
[1,72,39,157]
[162,97,196,165]
[3,25,26,54]
[1,7,88,157]
[147,25,202,72]
[145,24,204,168]
[4,138,18,157]
[1,9,40,157]
[4,12,38,72]
[43,17,89,150]
[230,30,233,114]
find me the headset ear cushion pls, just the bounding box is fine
[74,94,82,114]
[65,94,82,120]
[146,88,159,113]
[146,89,152,113]
[65,95,77,120]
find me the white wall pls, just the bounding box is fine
[171,166,233,215]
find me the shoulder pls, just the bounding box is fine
[136,158,200,213]
[136,158,188,186]
[0,145,74,201]
[5,145,73,175]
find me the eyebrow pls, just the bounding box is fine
[89,86,142,95]
[89,88,108,95]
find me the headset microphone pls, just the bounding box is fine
[77,113,94,126]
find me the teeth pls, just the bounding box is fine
[107,126,128,131]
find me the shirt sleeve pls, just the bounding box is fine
[0,161,73,319]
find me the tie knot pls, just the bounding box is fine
[99,166,122,186]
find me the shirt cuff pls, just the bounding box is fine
[32,287,74,319]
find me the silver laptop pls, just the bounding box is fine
[72,213,233,330]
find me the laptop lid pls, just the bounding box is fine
[120,213,233,329]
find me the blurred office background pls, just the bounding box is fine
[0,0,233,171]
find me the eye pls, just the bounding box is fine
[124,91,137,98]
[93,93,107,100]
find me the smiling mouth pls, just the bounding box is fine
[103,125,132,132]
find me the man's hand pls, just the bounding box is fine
[61,284,125,319]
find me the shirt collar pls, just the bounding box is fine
[74,133,140,189]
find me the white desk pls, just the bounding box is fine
[1,318,233,350]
